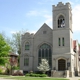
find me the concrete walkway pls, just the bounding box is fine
[0,78,12,80]
[67,77,80,80]
[0,78,14,80]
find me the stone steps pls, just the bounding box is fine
[52,70,65,77]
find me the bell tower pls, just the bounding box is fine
[52,2,73,54]
[52,2,75,77]
[52,2,72,30]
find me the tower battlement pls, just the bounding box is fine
[53,2,71,10]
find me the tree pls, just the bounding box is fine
[6,31,22,55]
[6,29,27,55]
[11,32,21,55]
[37,59,50,73]
[0,34,11,65]
[5,30,27,67]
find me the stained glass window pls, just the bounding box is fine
[38,44,52,68]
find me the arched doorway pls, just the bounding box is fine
[58,59,66,71]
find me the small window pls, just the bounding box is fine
[24,58,29,66]
[25,42,30,50]
[62,37,64,46]
[58,38,61,46]
[43,31,47,34]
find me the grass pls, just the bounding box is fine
[0,75,11,77]
[0,75,69,80]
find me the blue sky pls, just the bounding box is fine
[0,0,80,43]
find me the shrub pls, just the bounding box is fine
[35,71,43,74]
[39,74,47,77]
[25,73,30,76]
[25,73,47,77]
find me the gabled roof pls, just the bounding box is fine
[34,23,52,36]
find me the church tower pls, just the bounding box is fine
[52,2,73,54]
[52,2,74,77]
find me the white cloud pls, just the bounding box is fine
[72,4,80,31]
[29,30,36,34]
[26,10,49,17]
[10,31,19,34]
[44,15,52,27]
[26,10,39,16]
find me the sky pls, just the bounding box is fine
[0,0,80,43]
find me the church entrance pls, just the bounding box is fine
[58,59,66,71]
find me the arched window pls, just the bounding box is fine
[38,43,52,68]
[58,15,65,28]
[25,42,30,50]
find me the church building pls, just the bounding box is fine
[20,2,80,77]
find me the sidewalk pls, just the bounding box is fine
[0,78,14,80]
[67,77,80,80]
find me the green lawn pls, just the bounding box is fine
[0,75,69,80]
[6,77,69,80]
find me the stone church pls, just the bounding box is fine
[20,2,80,77]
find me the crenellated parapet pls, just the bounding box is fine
[22,32,34,39]
[52,2,72,11]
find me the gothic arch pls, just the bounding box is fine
[58,59,66,71]
[56,13,65,20]
[57,56,67,60]
[38,43,52,68]
[24,42,30,50]
[37,42,52,49]
[56,13,66,28]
